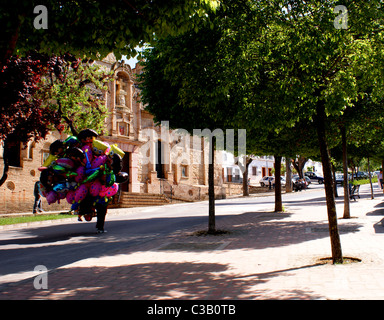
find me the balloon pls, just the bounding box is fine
[55,158,75,170]
[37,182,46,197]
[66,190,75,204]
[64,136,80,148]
[94,196,110,206]
[49,139,65,155]
[82,145,93,162]
[89,180,102,197]
[57,191,66,200]
[83,169,100,183]
[99,183,119,197]
[105,171,116,187]
[91,155,107,169]
[74,184,88,203]
[112,154,122,174]
[116,172,129,184]
[52,182,67,193]
[84,214,93,221]
[51,164,66,174]
[46,191,58,204]
[42,154,58,167]
[92,140,110,156]
[75,166,85,183]
[107,144,125,158]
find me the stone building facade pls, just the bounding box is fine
[0,54,236,214]
[99,54,228,202]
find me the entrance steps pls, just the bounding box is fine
[118,192,171,208]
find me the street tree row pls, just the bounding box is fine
[139,0,384,264]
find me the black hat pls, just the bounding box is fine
[77,129,98,141]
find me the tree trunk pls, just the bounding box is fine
[208,136,216,234]
[368,157,374,200]
[285,157,292,193]
[292,156,308,178]
[341,126,350,219]
[274,155,283,212]
[242,157,253,197]
[332,163,338,198]
[315,99,343,264]
[0,147,10,188]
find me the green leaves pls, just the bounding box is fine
[1,0,220,68]
[37,56,113,135]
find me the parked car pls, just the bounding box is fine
[304,172,317,179]
[335,174,344,185]
[304,172,324,184]
[260,176,274,187]
[354,171,368,179]
[260,176,286,188]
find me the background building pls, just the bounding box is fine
[0,55,238,213]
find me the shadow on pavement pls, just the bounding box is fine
[0,209,364,279]
[0,261,325,300]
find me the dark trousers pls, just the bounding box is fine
[79,196,108,231]
[95,203,107,231]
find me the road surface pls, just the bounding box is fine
[0,183,341,287]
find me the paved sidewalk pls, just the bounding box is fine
[1,185,384,300]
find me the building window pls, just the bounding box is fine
[119,124,125,135]
[42,150,50,165]
[117,122,129,136]
[252,166,257,176]
[181,165,188,178]
[8,142,21,167]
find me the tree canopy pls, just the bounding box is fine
[0,0,219,67]
[140,0,384,263]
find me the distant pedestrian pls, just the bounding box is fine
[33,181,43,214]
[378,169,383,190]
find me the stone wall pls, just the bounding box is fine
[0,132,70,214]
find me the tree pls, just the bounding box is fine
[292,157,308,178]
[37,54,113,136]
[0,0,219,68]
[234,1,384,264]
[0,52,113,187]
[140,1,250,234]
[141,0,384,264]
[0,53,59,186]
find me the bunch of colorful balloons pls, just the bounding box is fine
[37,129,128,220]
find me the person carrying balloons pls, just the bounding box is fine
[37,128,128,234]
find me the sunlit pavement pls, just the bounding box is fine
[1,183,384,300]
